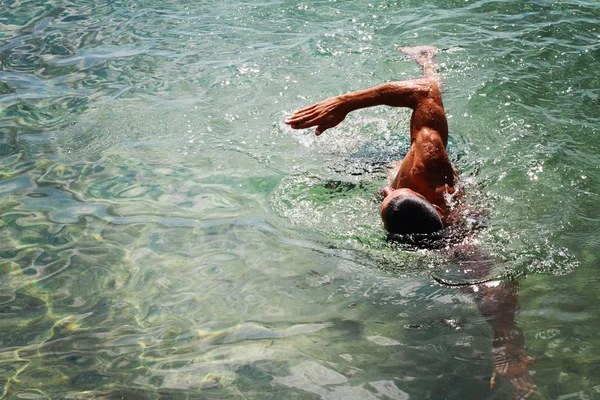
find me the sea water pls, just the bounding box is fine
[0,0,599,398]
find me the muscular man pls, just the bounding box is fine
[285,47,536,399]
[285,46,456,236]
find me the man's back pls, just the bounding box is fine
[390,78,457,220]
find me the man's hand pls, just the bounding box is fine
[492,344,536,399]
[285,96,349,136]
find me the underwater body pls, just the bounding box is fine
[1,0,599,398]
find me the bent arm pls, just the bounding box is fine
[285,78,439,136]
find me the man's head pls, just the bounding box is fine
[380,187,443,235]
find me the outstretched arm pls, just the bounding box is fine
[285,79,437,136]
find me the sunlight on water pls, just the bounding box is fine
[0,0,599,399]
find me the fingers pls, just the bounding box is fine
[285,98,342,133]
[288,111,339,130]
[294,103,318,116]
[290,115,322,130]
[285,112,318,128]
[285,109,314,124]
[285,104,318,125]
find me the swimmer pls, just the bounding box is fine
[286,46,455,237]
[285,46,536,399]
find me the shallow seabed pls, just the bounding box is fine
[1,0,599,399]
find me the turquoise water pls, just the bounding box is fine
[1,0,599,398]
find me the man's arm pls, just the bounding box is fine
[285,78,438,136]
[476,282,536,398]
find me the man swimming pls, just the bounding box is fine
[285,46,456,237]
[285,47,536,399]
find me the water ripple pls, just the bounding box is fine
[1,0,599,398]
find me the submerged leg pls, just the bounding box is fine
[399,46,443,89]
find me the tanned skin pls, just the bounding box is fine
[285,47,457,225]
[285,47,535,399]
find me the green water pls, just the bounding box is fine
[1,0,599,398]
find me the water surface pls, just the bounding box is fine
[1,0,599,398]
